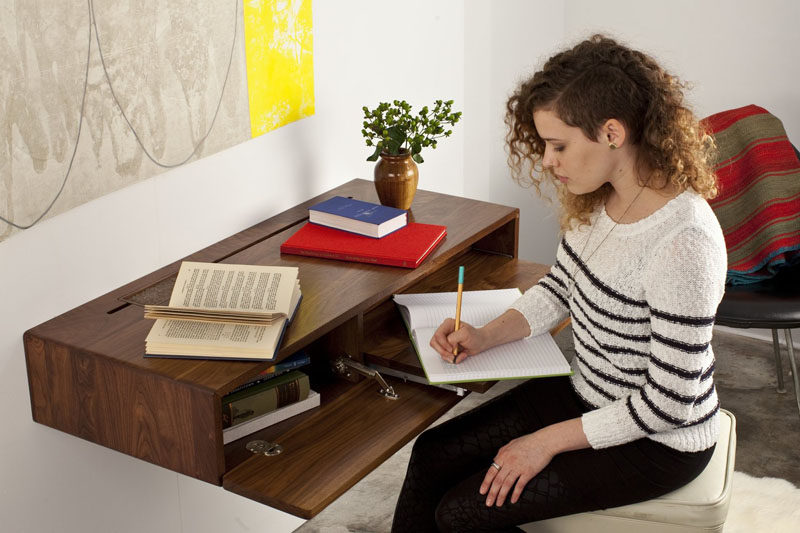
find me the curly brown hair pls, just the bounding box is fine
[506,34,717,230]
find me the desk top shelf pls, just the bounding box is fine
[23,179,551,519]
[26,179,518,394]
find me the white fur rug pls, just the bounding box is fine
[726,472,800,532]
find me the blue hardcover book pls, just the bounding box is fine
[309,196,407,238]
[226,350,312,395]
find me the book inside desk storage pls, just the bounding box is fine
[23,179,552,519]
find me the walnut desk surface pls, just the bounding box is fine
[24,178,551,519]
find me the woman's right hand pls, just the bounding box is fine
[429,318,490,364]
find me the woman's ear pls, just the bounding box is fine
[600,119,627,149]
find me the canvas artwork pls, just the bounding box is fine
[244,0,315,136]
[0,0,314,242]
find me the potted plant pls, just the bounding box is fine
[362,99,462,209]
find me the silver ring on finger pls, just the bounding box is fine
[491,461,502,471]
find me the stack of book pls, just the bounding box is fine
[144,261,302,361]
[221,352,319,444]
[280,196,447,268]
[308,195,408,238]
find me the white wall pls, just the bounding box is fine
[469,0,800,345]
[563,0,800,142]
[3,2,799,532]
[464,0,565,263]
[0,1,464,532]
[466,0,800,266]
[560,0,800,346]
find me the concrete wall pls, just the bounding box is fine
[2,1,798,532]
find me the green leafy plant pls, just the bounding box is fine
[362,99,462,164]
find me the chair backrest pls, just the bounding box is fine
[702,105,800,285]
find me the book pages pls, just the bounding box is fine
[394,288,522,331]
[144,282,301,360]
[145,319,287,358]
[145,262,299,324]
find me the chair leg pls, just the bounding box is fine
[772,329,787,394]
[783,329,800,417]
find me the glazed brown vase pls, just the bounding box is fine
[373,152,419,210]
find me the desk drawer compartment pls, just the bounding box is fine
[222,376,458,518]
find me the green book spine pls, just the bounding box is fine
[221,370,310,428]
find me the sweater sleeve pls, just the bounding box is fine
[510,239,572,337]
[580,226,727,449]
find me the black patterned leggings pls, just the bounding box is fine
[391,377,714,533]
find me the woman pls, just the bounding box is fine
[391,34,727,532]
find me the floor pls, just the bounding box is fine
[710,328,800,483]
[296,326,800,531]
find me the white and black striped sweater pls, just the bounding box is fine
[511,190,727,452]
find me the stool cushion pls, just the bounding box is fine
[522,409,736,533]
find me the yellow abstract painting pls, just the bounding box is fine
[244,0,315,137]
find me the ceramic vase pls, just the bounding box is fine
[373,152,419,210]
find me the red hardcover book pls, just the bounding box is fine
[280,222,447,268]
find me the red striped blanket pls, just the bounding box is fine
[702,105,800,284]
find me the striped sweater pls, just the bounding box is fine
[511,190,727,452]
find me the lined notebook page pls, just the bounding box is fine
[394,288,572,384]
[412,326,571,383]
[394,288,522,330]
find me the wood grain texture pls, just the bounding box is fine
[22,179,539,515]
[472,217,519,257]
[26,180,519,394]
[24,332,221,483]
[222,377,460,518]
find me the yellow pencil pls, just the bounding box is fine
[452,265,464,360]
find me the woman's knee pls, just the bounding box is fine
[433,492,462,533]
[434,478,486,532]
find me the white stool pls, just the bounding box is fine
[522,409,737,533]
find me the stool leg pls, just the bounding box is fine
[772,329,787,394]
[783,329,800,417]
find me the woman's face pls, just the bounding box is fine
[533,109,617,195]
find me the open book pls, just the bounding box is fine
[393,288,571,384]
[144,262,300,325]
[144,262,301,361]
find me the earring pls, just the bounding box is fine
[609,142,618,150]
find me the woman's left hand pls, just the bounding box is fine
[480,431,555,507]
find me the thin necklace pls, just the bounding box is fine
[567,185,647,298]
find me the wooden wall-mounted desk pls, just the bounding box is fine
[24,179,551,519]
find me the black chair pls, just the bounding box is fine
[715,266,800,416]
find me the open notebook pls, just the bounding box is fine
[393,288,571,384]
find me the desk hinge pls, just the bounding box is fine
[333,355,399,400]
[368,364,468,397]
